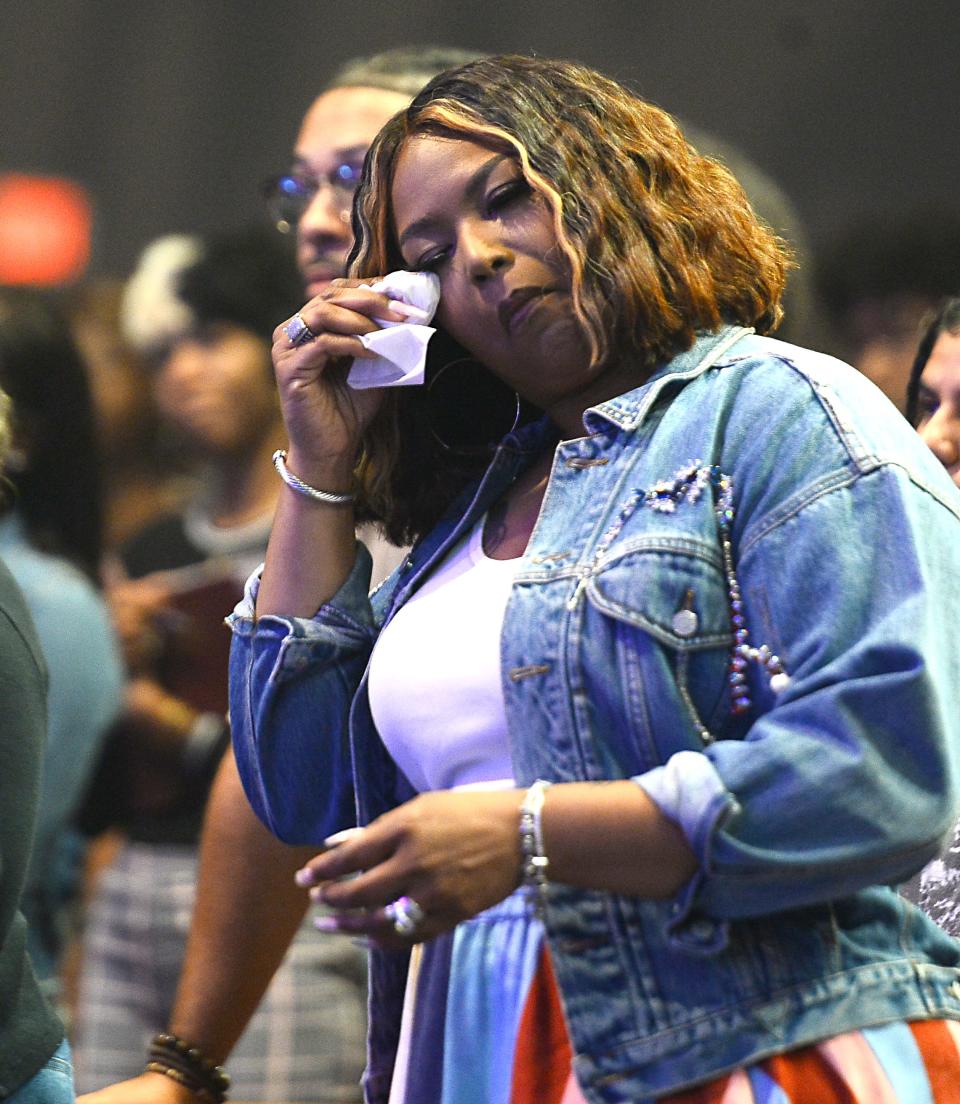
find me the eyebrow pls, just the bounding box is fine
[397,152,510,250]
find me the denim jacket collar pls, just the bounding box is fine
[582,325,754,435]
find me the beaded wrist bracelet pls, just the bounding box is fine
[519,779,553,917]
[146,1033,230,1103]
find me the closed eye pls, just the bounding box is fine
[916,384,940,423]
[485,178,532,216]
[415,246,451,273]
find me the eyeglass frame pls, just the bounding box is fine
[260,162,365,233]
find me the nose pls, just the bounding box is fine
[919,406,960,471]
[297,183,351,247]
[459,221,513,284]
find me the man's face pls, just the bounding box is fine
[292,85,410,298]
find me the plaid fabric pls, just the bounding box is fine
[73,841,366,1101]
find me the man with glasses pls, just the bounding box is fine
[78,46,479,1104]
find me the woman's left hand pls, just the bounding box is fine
[294,789,524,947]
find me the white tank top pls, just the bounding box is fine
[367,515,516,792]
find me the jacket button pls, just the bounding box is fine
[690,919,716,941]
[672,608,699,637]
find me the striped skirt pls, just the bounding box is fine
[387,890,960,1104]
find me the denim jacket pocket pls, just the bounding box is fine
[585,539,734,743]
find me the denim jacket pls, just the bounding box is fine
[229,328,960,1103]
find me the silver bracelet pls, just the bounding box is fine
[272,449,354,505]
[519,779,553,917]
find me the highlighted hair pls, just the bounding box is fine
[347,55,792,542]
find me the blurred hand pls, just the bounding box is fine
[77,1072,195,1104]
[123,675,199,753]
[294,788,524,948]
[108,575,172,674]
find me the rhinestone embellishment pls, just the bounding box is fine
[646,460,790,715]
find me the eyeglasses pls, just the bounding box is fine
[260,163,364,233]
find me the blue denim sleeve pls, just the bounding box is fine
[638,460,960,932]
[227,542,377,844]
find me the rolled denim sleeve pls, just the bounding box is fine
[227,542,377,844]
[639,460,960,929]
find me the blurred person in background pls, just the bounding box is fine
[0,380,76,1102]
[70,228,372,1102]
[67,280,189,556]
[0,286,123,1000]
[901,297,960,935]
[817,211,960,413]
[77,45,480,1104]
[907,297,960,490]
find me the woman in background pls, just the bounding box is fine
[0,286,122,995]
[67,279,188,555]
[901,297,960,936]
[0,379,75,1101]
[908,296,960,489]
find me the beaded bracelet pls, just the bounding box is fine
[272,449,354,506]
[146,1033,230,1103]
[519,779,553,917]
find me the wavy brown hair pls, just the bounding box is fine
[347,55,791,544]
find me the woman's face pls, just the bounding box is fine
[390,135,597,427]
[153,323,278,456]
[916,330,960,488]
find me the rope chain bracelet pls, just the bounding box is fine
[272,449,355,506]
[519,779,553,918]
[146,1033,230,1103]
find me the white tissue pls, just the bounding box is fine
[346,270,441,389]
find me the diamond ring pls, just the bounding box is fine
[384,895,426,937]
[283,312,316,346]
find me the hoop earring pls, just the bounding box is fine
[426,357,521,456]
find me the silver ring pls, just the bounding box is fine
[384,895,425,937]
[283,312,316,347]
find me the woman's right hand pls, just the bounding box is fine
[272,279,407,484]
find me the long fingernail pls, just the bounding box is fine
[387,299,429,323]
[295,867,315,888]
[313,915,342,933]
[323,827,364,848]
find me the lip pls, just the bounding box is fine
[300,255,348,297]
[303,269,341,297]
[498,286,557,334]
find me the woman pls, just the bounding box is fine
[0,286,122,993]
[229,57,960,1103]
[901,298,960,935]
[907,296,960,488]
[0,382,75,1100]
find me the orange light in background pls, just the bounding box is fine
[0,173,93,285]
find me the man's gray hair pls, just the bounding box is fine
[326,46,482,99]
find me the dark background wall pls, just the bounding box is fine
[2,0,958,278]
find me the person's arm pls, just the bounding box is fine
[170,747,318,1057]
[255,284,404,618]
[77,747,318,1104]
[294,780,697,947]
